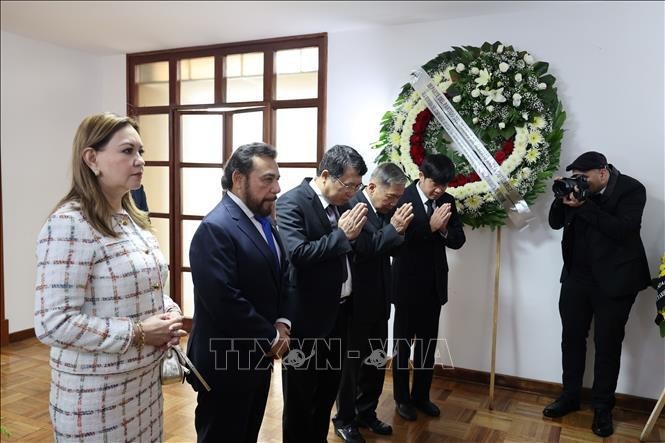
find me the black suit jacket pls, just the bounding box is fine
[276,178,353,338]
[391,181,466,306]
[549,168,650,298]
[350,191,404,323]
[186,194,289,392]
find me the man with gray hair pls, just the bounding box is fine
[333,163,414,442]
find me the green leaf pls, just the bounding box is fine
[533,61,549,76]
[539,74,556,86]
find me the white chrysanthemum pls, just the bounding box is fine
[525,148,540,163]
[521,167,532,179]
[527,130,543,146]
[499,62,509,73]
[389,149,401,163]
[389,132,401,146]
[433,72,444,84]
[465,195,484,212]
[531,115,546,129]
[443,67,453,81]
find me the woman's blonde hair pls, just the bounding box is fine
[55,112,151,237]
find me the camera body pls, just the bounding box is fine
[552,175,590,201]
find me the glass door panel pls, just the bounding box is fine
[137,114,169,162]
[181,167,223,216]
[232,111,264,150]
[181,114,224,164]
[275,107,318,163]
[142,166,170,213]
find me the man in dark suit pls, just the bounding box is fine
[333,163,414,441]
[130,185,148,212]
[187,142,291,443]
[391,154,466,421]
[277,145,368,443]
[544,151,651,438]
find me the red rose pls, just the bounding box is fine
[502,139,514,155]
[410,134,423,145]
[410,144,425,166]
[495,151,506,164]
[469,172,480,182]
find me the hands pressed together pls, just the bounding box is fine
[429,203,452,233]
[338,203,368,240]
[268,322,291,359]
[390,202,414,234]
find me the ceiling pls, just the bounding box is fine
[1,1,531,55]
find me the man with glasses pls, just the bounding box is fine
[391,154,466,422]
[277,145,369,443]
[333,163,414,441]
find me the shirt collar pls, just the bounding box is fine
[309,178,333,209]
[362,189,378,215]
[226,190,257,220]
[416,180,429,204]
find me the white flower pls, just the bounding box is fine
[481,87,506,105]
[531,115,546,129]
[521,167,532,178]
[523,53,535,65]
[443,68,453,81]
[514,73,523,82]
[471,89,480,98]
[456,63,465,72]
[499,122,506,129]
[389,132,401,146]
[465,195,484,212]
[538,82,547,90]
[390,149,401,163]
[433,72,444,84]
[512,93,522,107]
[453,95,462,103]
[499,62,509,73]
[525,148,540,163]
[471,67,479,75]
[522,112,529,120]
[497,44,504,54]
[475,69,491,87]
[486,105,495,112]
[472,117,479,124]
[393,113,406,130]
[497,81,503,87]
[527,130,543,146]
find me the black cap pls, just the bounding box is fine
[565,151,607,172]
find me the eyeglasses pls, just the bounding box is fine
[333,177,363,192]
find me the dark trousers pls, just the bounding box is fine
[194,370,271,443]
[334,314,388,426]
[282,301,350,443]
[392,301,442,404]
[559,272,636,410]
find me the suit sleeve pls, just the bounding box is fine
[189,220,276,347]
[574,182,646,242]
[353,222,404,263]
[548,198,566,230]
[443,198,465,250]
[276,193,352,267]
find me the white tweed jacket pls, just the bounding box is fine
[34,202,180,375]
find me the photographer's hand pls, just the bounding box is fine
[562,192,584,207]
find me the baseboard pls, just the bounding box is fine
[434,365,659,415]
[8,327,35,343]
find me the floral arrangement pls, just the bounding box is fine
[654,253,665,337]
[373,42,566,228]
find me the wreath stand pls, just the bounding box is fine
[640,387,665,441]
[488,226,501,410]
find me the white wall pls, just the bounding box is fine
[1,31,107,331]
[327,2,664,399]
[2,1,663,399]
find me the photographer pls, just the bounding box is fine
[544,151,651,437]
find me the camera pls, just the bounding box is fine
[552,175,590,201]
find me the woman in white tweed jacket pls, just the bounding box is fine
[34,113,187,442]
